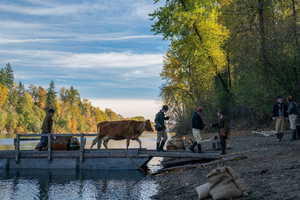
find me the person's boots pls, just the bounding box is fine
[197,143,202,153]
[156,142,161,151]
[297,128,300,140]
[159,141,166,151]
[189,142,197,153]
[221,144,226,155]
[221,149,226,155]
[277,132,284,142]
[291,130,297,141]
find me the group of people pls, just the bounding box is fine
[273,96,299,141]
[155,105,229,155]
[38,97,298,153]
[154,95,300,155]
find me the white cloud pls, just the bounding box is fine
[0,38,55,44]
[59,52,163,68]
[21,0,54,6]
[0,23,161,44]
[0,20,44,29]
[90,98,162,120]
[0,50,163,69]
[121,68,161,79]
[0,35,160,44]
[132,1,156,20]
[0,3,106,16]
[74,34,161,42]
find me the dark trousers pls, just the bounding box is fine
[220,135,226,154]
[40,134,50,147]
[297,125,300,139]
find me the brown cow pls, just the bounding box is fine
[90,120,153,149]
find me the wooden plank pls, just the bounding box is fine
[1,149,220,159]
[17,133,98,137]
[252,130,277,137]
[152,154,248,175]
[161,157,214,168]
[19,138,40,141]
[138,150,221,159]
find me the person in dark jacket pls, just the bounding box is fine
[272,96,288,142]
[189,106,205,153]
[37,108,55,151]
[155,105,170,151]
[287,96,299,140]
[212,111,230,155]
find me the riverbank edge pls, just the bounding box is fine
[150,131,300,200]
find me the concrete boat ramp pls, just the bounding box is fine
[0,149,220,170]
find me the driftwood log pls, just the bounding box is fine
[161,157,217,168]
[153,154,248,175]
[153,148,270,175]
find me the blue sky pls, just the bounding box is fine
[0,0,168,119]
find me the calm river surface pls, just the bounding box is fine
[0,133,172,200]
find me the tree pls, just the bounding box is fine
[0,63,14,89]
[105,108,121,121]
[0,66,123,134]
[151,0,300,130]
[46,81,57,110]
[0,84,9,108]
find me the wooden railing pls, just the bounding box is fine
[14,133,98,163]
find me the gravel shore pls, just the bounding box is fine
[151,131,300,200]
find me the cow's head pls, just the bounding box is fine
[144,120,154,132]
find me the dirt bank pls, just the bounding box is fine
[151,131,300,200]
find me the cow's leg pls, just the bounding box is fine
[97,137,102,149]
[133,138,142,149]
[90,136,98,149]
[90,135,103,149]
[126,139,130,150]
[103,136,109,149]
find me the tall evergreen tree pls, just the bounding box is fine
[0,63,14,89]
[46,81,57,110]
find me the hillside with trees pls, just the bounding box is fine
[151,0,300,132]
[0,64,122,134]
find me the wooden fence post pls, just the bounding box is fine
[15,134,20,163]
[48,134,52,161]
[80,134,84,163]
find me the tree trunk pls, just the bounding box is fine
[257,0,272,74]
[291,0,299,86]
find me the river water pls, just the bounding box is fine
[0,133,168,200]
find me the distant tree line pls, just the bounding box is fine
[151,0,300,133]
[0,64,124,134]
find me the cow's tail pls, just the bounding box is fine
[90,124,104,149]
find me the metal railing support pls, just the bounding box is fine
[15,134,20,163]
[80,134,84,163]
[48,134,52,161]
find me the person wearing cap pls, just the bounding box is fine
[155,105,170,151]
[190,106,205,153]
[272,96,288,142]
[287,96,299,140]
[36,108,55,151]
[212,111,230,155]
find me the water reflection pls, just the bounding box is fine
[0,170,157,200]
[0,134,168,199]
